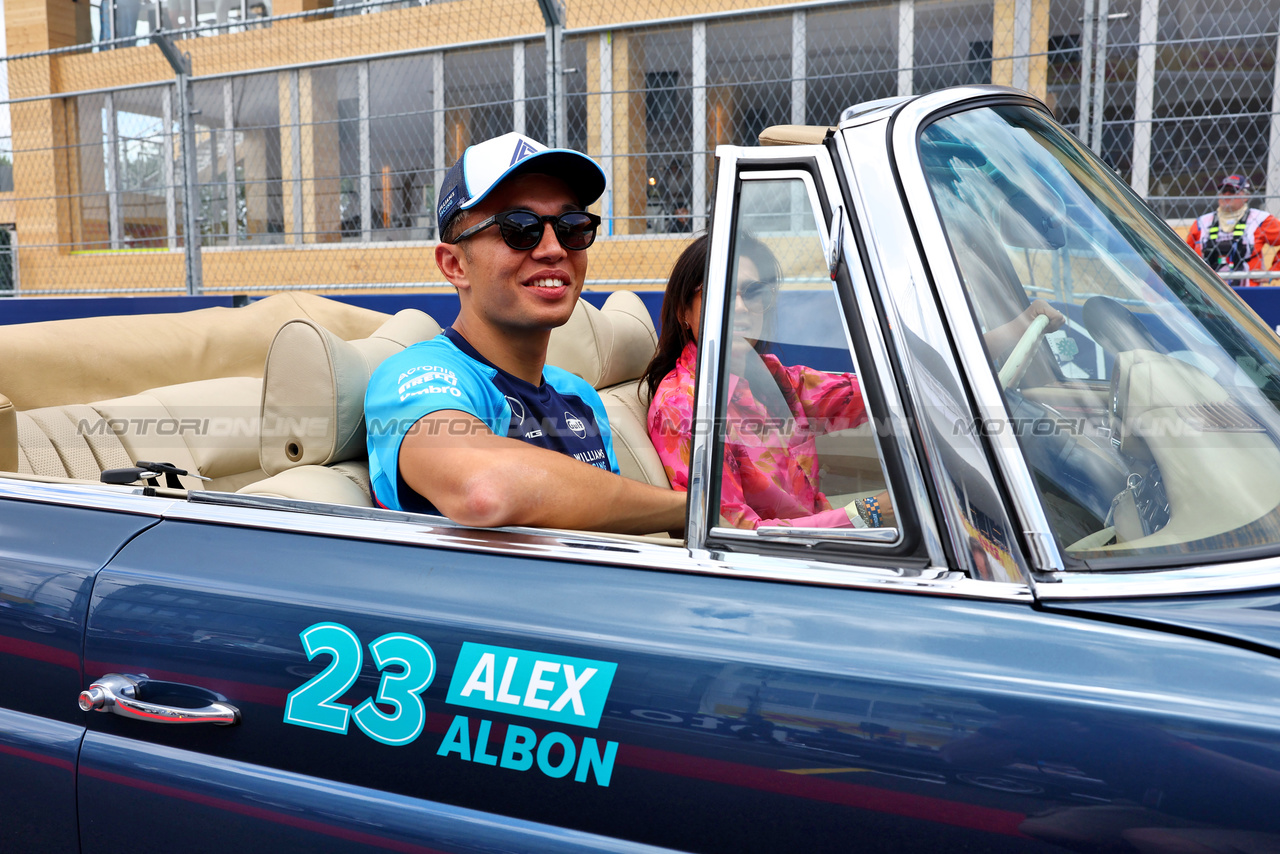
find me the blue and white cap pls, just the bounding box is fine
[437,132,607,238]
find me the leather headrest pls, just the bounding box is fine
[546,292,657,389]
[259,309,441,476]
[0,292,389,411]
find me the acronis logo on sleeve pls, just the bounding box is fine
[445,642,617,728]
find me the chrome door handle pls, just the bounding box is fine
[79,673,240,726]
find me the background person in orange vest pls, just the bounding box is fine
[1186,173,1280,284]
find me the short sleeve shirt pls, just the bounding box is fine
[366,328,620,514]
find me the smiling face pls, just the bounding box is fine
[436,172,588,348]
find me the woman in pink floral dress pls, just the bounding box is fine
[641,234,889,530]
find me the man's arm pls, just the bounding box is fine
[400,410,687,535]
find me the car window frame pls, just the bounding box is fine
[691,148,935,569]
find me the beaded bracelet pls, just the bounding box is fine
[864,496,882,528]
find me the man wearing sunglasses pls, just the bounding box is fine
[365,132,686,535]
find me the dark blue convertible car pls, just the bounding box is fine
[5,86,1280,853]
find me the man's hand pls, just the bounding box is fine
[1020,298,1067,333]
[399,410,687,535]
[985,299,1067,364]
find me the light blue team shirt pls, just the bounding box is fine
[365,329,619,514]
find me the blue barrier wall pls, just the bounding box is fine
[0,291,668,330]
[0,295,235,324]
[3,287,1280,341]
[328,291,666,330]
[1235,287,1280,333]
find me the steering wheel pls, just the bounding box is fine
[998,314,1050,389]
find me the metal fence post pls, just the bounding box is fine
[1090,0,1110,156]
[691,23,706,233]
[898,0,915,97]
[163,90,177,251]
[154,32,204,296]
[1130,0,1158,198]
[1267,7,1280,214]
[513,41,527,136]
[1079,0,1095,145]
[537,0,566,148]
[224,78,238,247]
[104,92,122,250]
[359,61,371,243]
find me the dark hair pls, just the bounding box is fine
[641,233,710,400]
[440,208,470,245]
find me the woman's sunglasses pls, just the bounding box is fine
[739,278,779,311]
[454,209,602,251]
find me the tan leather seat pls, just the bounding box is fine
[14,377,265,491]
[600,380,670,488]
[257,309,442,477]
[0,292,388,411]
[239,292,670,506]
[0,293,393,488]
[239,309,442,504]
[547,292,670,488]
[238,461,374,506]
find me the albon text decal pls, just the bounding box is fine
[282,628,619,787]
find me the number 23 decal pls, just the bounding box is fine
[284,622,437,746]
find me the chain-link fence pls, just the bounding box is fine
[1,0,1278,295]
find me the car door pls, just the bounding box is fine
[75,465,1280,853]
[0,485,160,853]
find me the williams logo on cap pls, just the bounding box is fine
[510,138,540,165]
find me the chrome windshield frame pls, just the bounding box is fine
[684,144,742,548]
[885,85,1066,576]
[834,89,1035,584]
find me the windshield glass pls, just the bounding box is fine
[920,104,1280,567]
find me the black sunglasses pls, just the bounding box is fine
[454,209,601,251]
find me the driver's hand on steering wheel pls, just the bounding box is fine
[1020,299,1067,333]
[986,299,1067,365]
